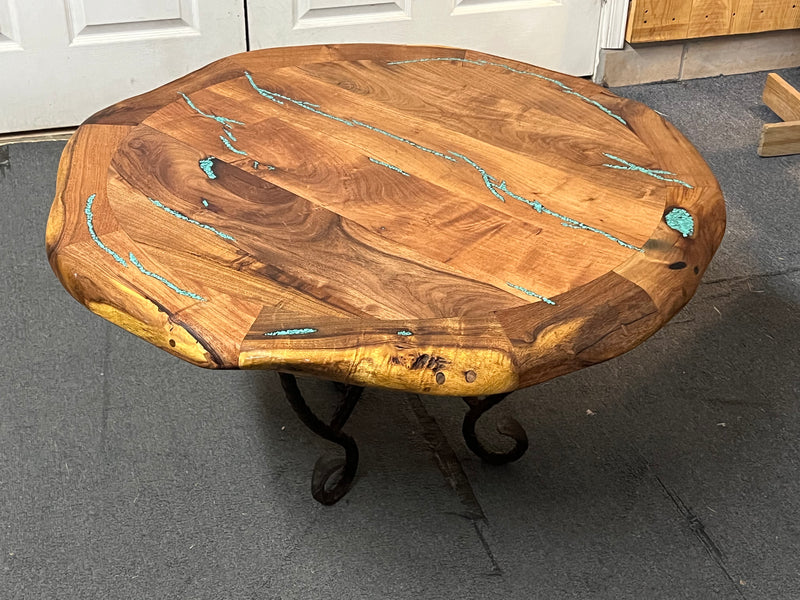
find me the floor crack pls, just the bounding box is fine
[655,475,746,597]
[701,266,800,286]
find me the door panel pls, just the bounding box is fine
[0,0,244,133]
[64,0,198,44]
[0,0,21,49]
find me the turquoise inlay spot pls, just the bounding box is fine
[201,198,209,207]
[219,135,247,156]
[199,157,217,179]
[149,197,235,241]
[223,128,237,142]
[506,282,556,305]
[665,207,695,237]
[128,253,205,301]
[253,161,259,169]
[397,330,413,336]
[385,57,627,125]
[369,157,410,176]
[264,328,318,337]
[602,154,693,188]
[179,92,244,127]
[267,165,276,170]
[84,194,127,266]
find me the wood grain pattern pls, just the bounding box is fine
[628,0,799,42]
[47,44,726,395]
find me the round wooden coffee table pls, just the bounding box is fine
[47,44,725,504]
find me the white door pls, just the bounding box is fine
[0,0,245,133]
[247,0,603,76]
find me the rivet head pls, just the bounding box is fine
[435,372,446,385]
[465,370,477,383]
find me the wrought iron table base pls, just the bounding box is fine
[279,373,529,505]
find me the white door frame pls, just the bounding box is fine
[598,0,629,50]
[595,0,629,77]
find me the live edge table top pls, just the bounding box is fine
[46,44,726,397]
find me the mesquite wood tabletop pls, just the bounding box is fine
[47,44,725,503]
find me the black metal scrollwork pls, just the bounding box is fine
[462,393,529,465]
[279,373,364,505]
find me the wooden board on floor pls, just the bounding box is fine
[759,72,800,157]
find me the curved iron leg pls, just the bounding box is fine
[279,373,364,505]
[462,393,529,465]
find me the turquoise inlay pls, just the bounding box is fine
[223,128,237,142]
[149,198,235,241]
[244,71,456,163]
[199,157,217,179]
[85,194,128,266]
[219,135,247,156]
[179,92,244,127]
[264,328,318,337]
[665,207,694,237]
[128,253,205,301]
[240,68,638,251]
[385,57,627,125]
[506,282,556,305]
[244,71,285,105]
[253,161,259,169]
[602,154,693,188]
[397,330,413,336]
[201,198,209,207]
[245,71,353,126]
[369,157,410,176]
[496,180,642,251]
[561,89,628,126]
[351,119,457,162]
[449,151,505,201]
[451,155,642,251]
[267,165,276,170]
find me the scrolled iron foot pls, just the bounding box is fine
[279,373,364,505]
[462,393,529,465]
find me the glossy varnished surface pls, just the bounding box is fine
[46,44,725,395]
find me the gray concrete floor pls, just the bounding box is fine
[1,69,799,599]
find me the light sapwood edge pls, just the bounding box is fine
[45,132,77,257]
[49,249,218,368]
[238,345,519,397]
[47,126,221,368]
